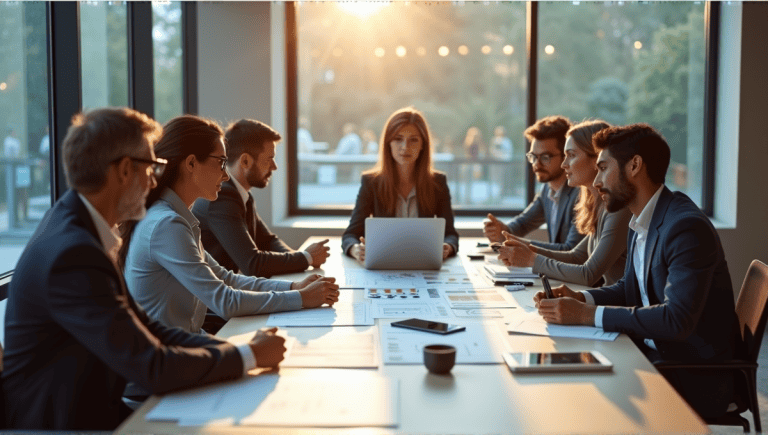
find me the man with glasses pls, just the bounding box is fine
[2,108,287,430]
[193,119,330,278]
[483,115,584,251]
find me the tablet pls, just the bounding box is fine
[502,351,613,373]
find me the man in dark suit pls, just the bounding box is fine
[2,108,287,430]
[193,119,330,278]
[534,123,738,418]
[484,116,584,251]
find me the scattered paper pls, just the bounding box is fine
[371,300,453,319]
[439,287,517,309]
[507,313,619,341]
[266,303,373,326]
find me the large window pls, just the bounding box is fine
[153,1,183,125]
[290,1,713,214]
[80,1,128,109]
[0,1,52,271]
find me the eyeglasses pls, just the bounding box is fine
[525,152,561,165]
[208,155,228,171]
[111,156,168,178]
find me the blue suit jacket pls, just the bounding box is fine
[342,172,459,256]
[2,191,243,430]
[587,187,737,362]
[507,183,584,251]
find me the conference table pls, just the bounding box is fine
[116,236,709,434]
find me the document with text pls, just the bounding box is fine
[507,313,619,341]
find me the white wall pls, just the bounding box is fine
[197,2,768,292]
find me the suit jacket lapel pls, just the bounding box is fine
[643,187,673,295]
[627,231,641,306]
[552,185,573,241]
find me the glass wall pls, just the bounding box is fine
[80,1,128,109]
[296,2,528,210]
[0,1,51,271]
[538,2,706,207]
[153,1,183,125]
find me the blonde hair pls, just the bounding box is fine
[568,120,611,235]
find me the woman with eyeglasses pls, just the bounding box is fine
[342,107,459,262]
[119,115,340,335]
[497,120,631,286]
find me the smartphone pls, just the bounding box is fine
[503,351,613,373]
[539,273,554,299]
[391,318,466,335]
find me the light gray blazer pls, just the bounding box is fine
[124,188,302,333]
[532,205,632,286]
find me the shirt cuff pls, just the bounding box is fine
[581,290,595,305]
[275,280,293,292]
[236,343,257,375]
[302,250,313,266]
[594,306,605,329]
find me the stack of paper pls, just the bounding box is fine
[483,263,539,279]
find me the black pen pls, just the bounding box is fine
[539,273,554,299]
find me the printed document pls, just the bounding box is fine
[507,313,619,341]
[371,300,453,319]
[147,374,399,427]
[440,287,516,309]
[381,321,509,364]
[337,269,427,288]
[266,302,373,326]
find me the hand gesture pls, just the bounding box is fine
[298,276,340,308]
[536,296,595,326]
[483,213,509,243]
[248,327,287,368]
[532,284,585,306]
[305,238,331,268]
[442,243,454,260]
[351,236,366,263]
[497,231,536,267]
[291,273,322,290]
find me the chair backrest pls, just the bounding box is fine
[734,260,768,362]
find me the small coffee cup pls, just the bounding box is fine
[423,344,456,374]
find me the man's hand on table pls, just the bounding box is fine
[533,284,596,326]
[306,238,331,268]
[298,276,340,308]
[249,327,287,368]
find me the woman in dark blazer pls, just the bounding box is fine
[342,107,459,261]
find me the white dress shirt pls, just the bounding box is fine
[587,185,665,351]
[231,176,313,265]
[395,187,419,218]
[547,184,563,242]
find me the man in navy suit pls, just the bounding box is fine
[2,108,287,430]
[534,123,738,418]
[484,116,584,251]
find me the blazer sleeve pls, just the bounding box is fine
[532,208,630,286]
[202,190,309,277]
[47,244,243,395]
[254,213,296,254]
[149,214,302,320]
[507,189,547,239]
[342,175,375,256]
[434,173,459,254]
[599,216,723,341]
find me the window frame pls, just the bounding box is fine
[284,1,719,217]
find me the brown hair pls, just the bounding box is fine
[118,115,224,269]
[62,107,161,193]
[592,123,671,185]
[567,120,611,235]
[365,107,439,216]
[224,119,281,164]
[523,115,572,153]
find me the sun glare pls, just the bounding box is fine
[337,1,389,19]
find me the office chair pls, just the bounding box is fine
[655,259,768,433]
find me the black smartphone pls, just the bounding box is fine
[539,273,554,299]
[391,318,466,335]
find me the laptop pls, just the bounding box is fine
[364,217,445,270]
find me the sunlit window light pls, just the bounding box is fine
[544,45,555,55]
[481,45,491,54]
[374,47,386,58]
[337,1,389,19]
[634,41,643,49]
[438,46,450,57]
[503,45,514,55]
[458,45,469,55]
[332,47,343,57]
[416,46,427,56]
[0,82,7,91]
[396,46,407,57]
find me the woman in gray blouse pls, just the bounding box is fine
[119,115,340,334]
[497,120,631,287]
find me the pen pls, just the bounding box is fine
[539,273,554,299]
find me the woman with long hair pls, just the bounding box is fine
[497,120,631,286]
[342,107,459,262]
[120,115,339,334]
